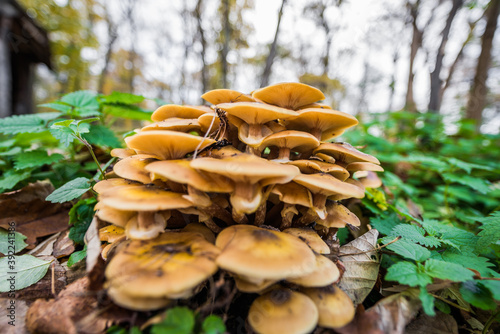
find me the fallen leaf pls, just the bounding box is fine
[333,305,384,334]
[27,232,60,257]
[53,229,75,258]
[85,217,106,291]
[338,229,380,305]
[406,312,458,334]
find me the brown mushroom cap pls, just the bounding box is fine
[99,185,192,211]
[182,223,215,244]
[314,142,380,165]
[141,118,201,133]
[294,174,365,199]
[251,82,325,110]
[107,287,172,311]
[110,148,136,159]
[151,105,211,122]
[99,225,126,243]
[270,183,312,207]
[197,112,221,134]
[285,108,358,141]
[95,203,136,227]
[201,89,255,105]
[287,160,349,181]
[233,275,278,293]
[105,232,220,303]
[317,202,361,228]
[346,162,384,173]
[146,160,234,193]
[259,130,320,162]
[248,289,319,334]
[125,131,216,160]
[283,228,330,254]
[357,171,383,188]
[287,254,340,287]
[301,285,355,329]
[216,225,317,281]
[93,178,142,194]
[113,154,157,184]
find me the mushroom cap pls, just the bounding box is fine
[141,118,201,133]
[125,212,167,240]
[125,131,216,160]
[259,130,320,152]
[105,232,220,301]
[251,82,325,110]
[218,102,297,125]
[317,202,361,228]
[270,183,312,207]
[216,225,317,281]
[346,162,384,173]
[201,89,256,105]
[301,286,355,329]
[248,289,319,334]
[93,178,142,194]
[293,174,365,199]
[233,275,278,293]
[99,185,192,211]
[283,228,330,254]
[297,102,332,110]
[314,142,380,165]
[113,155,157,184]
[146,160,234,193]
[151,105,211,122]
[99,225,126,243]
[182,223,215,244]
[357,171,383,188]
[95,203,136,227]
[285,109,358,141]
[110,148,136,159]
[107,287,172,311]
[287,160,349,181]
[315,153,335,163]
[287,254,340,287]
[197,112,221,134]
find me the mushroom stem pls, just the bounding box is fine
[254,201,267,226]
[200,204,234,226]
[166,180,185,193]
[280,204,297,230]
[310,127,322,140]
[265,202,283,227]
[186,185,212,207]
[277,147,291,161]
[249,123,262,139]
[312,194,328,219]
[232,208,249,224]
[200,217,222,233]
[297,210,317,227]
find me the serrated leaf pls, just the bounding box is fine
[390,224,441,248]
[0,170,32,192]
[46,177,91,203]
[481,281,500,300]
[61,90,100,116]
[419,288,436,316]
[370,213,401,235]
[446,157,493,173]
[101,91,145,104]
[386,262,432,287]
[339,229,380,304]
[0,255,52,291]
[151,307,195,334]
[460,281,496,310]
[442,173,491,194]
[422,219,478,253]
[82,124,122,148]
[424,259,474,282]
[50,126,75,147]
[385,239,431,262]
[0,112,61,134]
[437,252,496,277]
[103,105,153,121]
[39,102,72,114]
[0,146,22,156]
[14,150,64,170]
[0,228,27,255]
[475,211,500,253]
[404,155,449,172]
[202,315,226,334]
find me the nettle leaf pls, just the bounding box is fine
[0,112,61,135]
[0,255,52,292]
[151,307,195,334]
[390,224,441,248]
[46,177,92,203]
[0,228,28,255]
[69,198,97,245]
[385,238,431,262]
[50,118,99,146]
[403,155,448,172]
[460,281,497,310]
[50,125,75,147]
[421,219,478,253]
[437,252,496,277]
[481,281,500,301]
[61,90,100,117]
[475,211,500,252]
[14,150,64,170]
[101,91,145,105]
[419,288,436,316]
[39,102,72,114]
[424,259,474,282]
[0,170,32,192]
[446,157,493,174]
[82,124,122,148]
[442,173,491,194]
[0,146,22,156]
[386,262,432,287]
[369,213,401,236]
[202,315,226,334]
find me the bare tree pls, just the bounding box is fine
[122,0,138,94]
[428,0,463,112]
[465,0,500,128]
[260,0,287,87]
[194,0,208,94]
[98,2,118,93]
[221,0,230,88]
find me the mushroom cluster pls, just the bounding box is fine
[94,83,383,333]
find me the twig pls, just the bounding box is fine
[341,236,401,256]
[51,262,56,296]
[193,111,217,160]
[430,293,471,313]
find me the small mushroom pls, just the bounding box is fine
[317,202,361,228]
[233,275,278,293]
[248,288,319,334]
[259,130,320,162]
[287,160,349,181]
[95,202,135,227]
[251,82,325,110]
[282,228,330,254]
[201,89,256,104]
[110,148,136,159]
[314,142,380,165]
[151,104,211,122]
[141,118,201,134]
[287,254,340,287]
[270,182,313,229]
[113,154,158,184]
[93,178,142,194]
[356,171,383,188]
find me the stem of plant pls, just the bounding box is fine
[482,309,500,334]
[76,135,107,180]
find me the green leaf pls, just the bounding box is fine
[460,281,496,310]
[390,224,441,248]
[437,252,496,277]
[61,90,100,117]
[14,150,64,170]
[46,177,91,203]
[385,239,431,262]
[103,105,153,121]
[0,255,52,291]
[475,211,500,253]
[0,112,61,134]
[68,198,97,245]
[0,146,22,156]
[151,307,195,334]
[403,155,448,172]
[202,315,226,334]
[82,124,122,148]
[67,248,86,267]
[101,91,145,105]
[424,259,474,282]
[419,288,436,316]
[0,170,32,192]
[38,102,72,114]
[0,228,28,255]
[481,281,500,301]
[386,262,432,287]
[370,213,401,236]
[446,157,493,174]
[50,125,76,147]
[442,173,491,194]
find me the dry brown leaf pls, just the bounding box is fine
[406,312,458,334]
[85,217,106,291]
[338,229,380,305]
[27,232,60,257]
[53,229,75,258]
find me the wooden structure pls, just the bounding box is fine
[0,0,51,118]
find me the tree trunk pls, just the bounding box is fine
[98,4,117,93]
[428,0,463,112]
[221,0,230,88]
[405,0,422,112]
[0,17,12,118]
[195,0,208,94]
[260,0,287,88]
[465,0,500,128]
